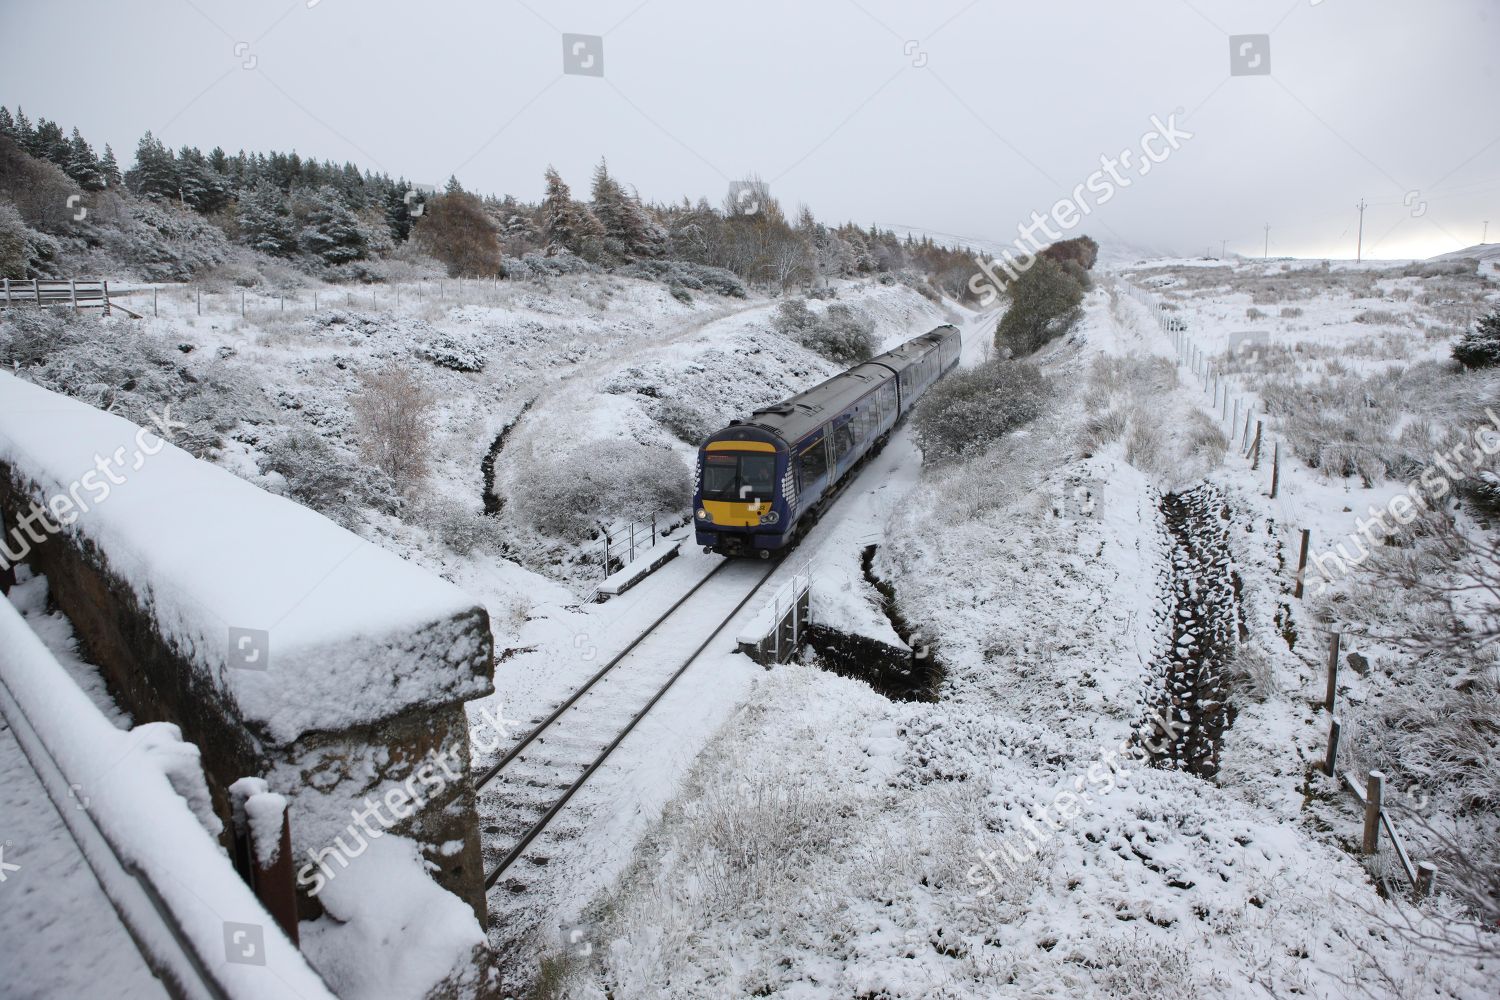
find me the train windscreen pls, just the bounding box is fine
[700,453,776,501]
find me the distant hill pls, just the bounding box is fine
[1429,243,1500,264]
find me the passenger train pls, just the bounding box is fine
[693,324,962,557]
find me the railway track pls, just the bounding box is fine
[477,558,777,890]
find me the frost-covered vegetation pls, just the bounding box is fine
[0,105,987,300]
[911,359,1051,463]
[770,297,877,364]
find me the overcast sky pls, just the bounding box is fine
[2,0,1496,261]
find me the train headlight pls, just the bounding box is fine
[696,508,709,521]
[759,510,780,525]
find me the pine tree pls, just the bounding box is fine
[444,174,464,195]
[65,128,107,191]
[1453,311,1500,369]
[127,132,180,202]
[540,166,603,257]
[12,108,34,152]
[32,118,66,164]
[297,185,369,265]
[0,107,13,139]
[99,144,122,189]
[237,182,298,257]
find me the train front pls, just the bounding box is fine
[693,431,792,558]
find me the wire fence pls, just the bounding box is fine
[113,275,509,320]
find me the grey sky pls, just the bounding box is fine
[2,0,1496,260]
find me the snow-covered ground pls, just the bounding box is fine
[6,252,1498,999]
[542,262,1499,998]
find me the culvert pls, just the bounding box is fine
[800,544,943,703]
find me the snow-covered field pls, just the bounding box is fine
[5,252,1499,999]
[538,260,1500,998]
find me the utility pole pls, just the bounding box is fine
[1355,199,1368,262]
[1221,239,1229,259]
[1484,221,1490,245]
[1264,223,1271,259]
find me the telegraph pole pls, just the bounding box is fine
[1221,239,1229,259]
[1484,221,1490,245]
[1355,199,1368,262]
[1264,223,1271,259]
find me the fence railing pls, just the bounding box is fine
[598,514,678,580]
[2,277,115,314]
[739,559,814,666]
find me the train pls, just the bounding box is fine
[693,324,962,558]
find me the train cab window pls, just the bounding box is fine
[701,452,776,501]
[799,441,828,485]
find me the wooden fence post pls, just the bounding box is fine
[1241,410,1254,451]
[1270,441,1281,498]
[152,285,158,317]
[1325,632,1342,711]
[1232,398,1240,434]
[1324,716,1341,776]
[1250,421,1263,469]
[1363,771,1384,855]
[1294,528,1311,599]
[196,287,201,315]
[241,289,246,317]
[69,279,79,311]
[3,278,9,306]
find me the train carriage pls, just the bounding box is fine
[694,324,961,557]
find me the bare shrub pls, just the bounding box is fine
[1357,309,1401,325]
[1246,306,1266,320]
[349,366,435,498]
[1281,306,1304,318]
[511,440,690,538]
[1080,407,1129,452]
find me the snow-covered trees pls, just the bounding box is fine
[127,132,181,203]
[1452,311,1500,369]
[591,159,665,260]
[295,185,370,266]
[541,166,604,258]
[236,182,298,257]
[772,298,875,364]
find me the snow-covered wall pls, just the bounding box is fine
[0,371,495,924]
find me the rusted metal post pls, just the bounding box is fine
[1325,632,1341,711]
[1414,862,1435,901]
[1324,716,1341,776]
[1294,528,1311,599]
[244,791,299,946]
[1363,770,1384,855]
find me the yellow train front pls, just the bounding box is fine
[694,324,962,558]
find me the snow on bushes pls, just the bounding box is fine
[911,359,1052,464]
[771,297,876,365]
[261,429,397,527]
[510,440,690,538]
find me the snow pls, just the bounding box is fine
[299,834,486,1000]
[0,587,335,1000]
[0,371,491,745]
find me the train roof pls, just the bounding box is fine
[725,361,894,445]
[716,325,960,446]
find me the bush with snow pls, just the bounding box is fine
[771,298,876,365]
[349,366,435,498]
[261,429,397,526]
[1452,310,1500,369]
[510,441,690,538]
[995,255,1086,356]
[912,360,1052,464]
